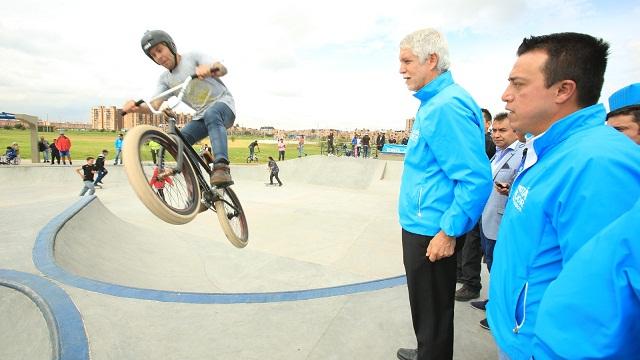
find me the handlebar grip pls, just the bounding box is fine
[190,68,220,80]
[121,99,145,116]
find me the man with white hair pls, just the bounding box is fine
[396,28,492,360]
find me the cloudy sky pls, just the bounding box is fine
[1,0,638,130]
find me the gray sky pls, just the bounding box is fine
[1,0,638,130]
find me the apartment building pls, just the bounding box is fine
[91,105,193,131]
[91,106,122,131]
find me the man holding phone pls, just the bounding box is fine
[470,112,525,329]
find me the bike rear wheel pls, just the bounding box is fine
[123,125,201,225]
[214,187,249,248]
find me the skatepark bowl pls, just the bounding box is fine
[0,156,495,359]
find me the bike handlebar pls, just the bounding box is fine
[120,72,207,116]
[121,100,145,116]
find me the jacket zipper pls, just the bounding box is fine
[417,187,423,217]
[513,281,529,334]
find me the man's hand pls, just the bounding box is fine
[163,108,177,119]
[123,100,154,115]
[195,62,227,80]
[426,231,456,262]
[195,64,212,79]
[122,100,140,114]
[495,182,511,196]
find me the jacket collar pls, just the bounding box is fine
[531,104,606,158]
[413,71,454,104]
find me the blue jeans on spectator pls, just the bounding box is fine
[94,169,108,185]
[479,222,497,272]
[113,149,122,165]
[181,102,235,164]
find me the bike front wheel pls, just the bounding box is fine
[123,125,201,225]
[214,187,249,248]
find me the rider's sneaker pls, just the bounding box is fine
[211,163,234,187]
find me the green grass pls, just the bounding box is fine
[0,128,323,164]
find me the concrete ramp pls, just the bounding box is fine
[0,270,89,360]
[0,156,497,359]
[232,155,389,189]
[46,156,404,295]
[0,285,51,360]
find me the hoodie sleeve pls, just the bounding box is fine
[425,102,492,236]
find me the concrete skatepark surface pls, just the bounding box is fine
[0,156,496,359]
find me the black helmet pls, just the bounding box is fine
[140,30,177,66]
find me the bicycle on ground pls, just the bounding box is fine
[246,149,259,163]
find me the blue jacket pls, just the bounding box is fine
[532,198,640,359]
[115,137,123,150]
[487,104,640,359]
[398,71,492,237]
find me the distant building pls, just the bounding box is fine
[50,122,92,130]
[91,105,192,131]
[0,119,19,127]
[259,126,276,136]
[91,106,122,131]
[405,117,415,133]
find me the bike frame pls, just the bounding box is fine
[131,75,217,199]
[123,73,248,245]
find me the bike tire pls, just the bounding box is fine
[214,187,249,248]
[123,125,201,225]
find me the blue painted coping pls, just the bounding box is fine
[0,269,90,360]
[34,195,407,304]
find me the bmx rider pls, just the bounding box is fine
[122,30,236,187]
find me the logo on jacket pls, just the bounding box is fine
[512,184,529,211]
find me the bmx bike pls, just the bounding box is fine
[122,74,248,248]
[246,149,259,163]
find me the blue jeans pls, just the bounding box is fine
[113,149,122,164]
[94,169,108,185]
[180,102,235,163]
[479,223,497,272]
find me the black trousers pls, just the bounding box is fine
[51,152,60,164]
[270,172,282,185]
[402,229,464,360]
[456,223,482,291]
[278,151,285,161]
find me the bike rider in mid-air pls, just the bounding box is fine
[122,30,236,187]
